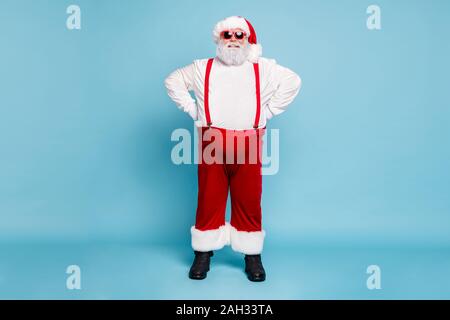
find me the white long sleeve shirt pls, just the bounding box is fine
[165,57,301,130]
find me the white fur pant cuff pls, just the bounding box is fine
[191,222,265,255]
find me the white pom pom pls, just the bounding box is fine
[247,43,262,63]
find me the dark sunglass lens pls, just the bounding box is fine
[235,32,244,39]
[223,31,232,39]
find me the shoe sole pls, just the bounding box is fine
[247,276,266,282]
[189,274,207,280]
[189,267,209,280]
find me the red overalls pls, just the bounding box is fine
[191,58,266,255]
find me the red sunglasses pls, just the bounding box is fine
[221,30,246,40]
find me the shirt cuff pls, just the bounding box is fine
[264,105,275,120]
[186,103,198,120]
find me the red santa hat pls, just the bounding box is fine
[213,16,262,63]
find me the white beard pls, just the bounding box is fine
[216,42,250,66]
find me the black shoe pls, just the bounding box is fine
[245,254,266,282]
[189,251,213,280]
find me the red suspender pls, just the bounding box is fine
[204,58,214,127]
[252,63,261,129]
[204,59,261,129]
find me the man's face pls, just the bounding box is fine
[220,28,248,49]
[216,28,250,66]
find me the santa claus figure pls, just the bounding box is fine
[165,16,301,282]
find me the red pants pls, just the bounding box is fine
[191,126,266,255]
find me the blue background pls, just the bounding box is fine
[0,0,449,299]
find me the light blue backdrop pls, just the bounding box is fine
[0,0,449,299]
